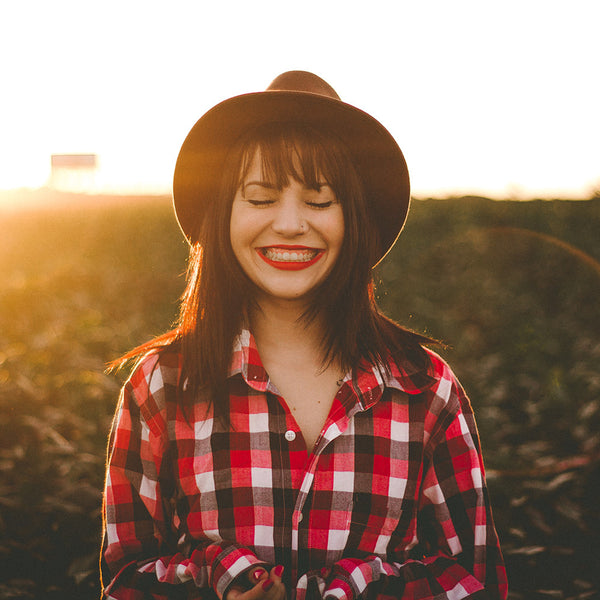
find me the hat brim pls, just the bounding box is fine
[173,90,410,266]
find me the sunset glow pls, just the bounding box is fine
[1,0,598,199]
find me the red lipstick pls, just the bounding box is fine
[256,246,324,271]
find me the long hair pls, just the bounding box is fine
[111,122,434,423]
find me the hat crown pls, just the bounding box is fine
[266,70,341,100]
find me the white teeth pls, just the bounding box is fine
[263,248,318,262]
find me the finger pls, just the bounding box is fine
[247,566,269,587]
[225,584,246,600]
[262,578,286,600]
[240,580,278,600]
[269,565,284,582]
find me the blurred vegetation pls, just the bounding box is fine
[0,192,598,599]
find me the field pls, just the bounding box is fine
[0,191,599,599]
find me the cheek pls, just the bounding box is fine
[229,205,246,258]
[229,209,264,278]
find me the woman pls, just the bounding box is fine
[102,71,507,600]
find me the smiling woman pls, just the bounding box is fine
[229,128,346,303]
[101,71,507,600]
[231,174,343,289]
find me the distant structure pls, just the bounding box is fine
[49,153,98,192]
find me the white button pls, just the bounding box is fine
[298,513,303,522]
[285,430,296,442]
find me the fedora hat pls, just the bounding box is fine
[173,70,410,266]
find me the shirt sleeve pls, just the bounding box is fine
[306,373,508,600]
[101,363,267,600]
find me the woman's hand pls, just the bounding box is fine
[225,565,286,600]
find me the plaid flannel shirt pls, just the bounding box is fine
[102,329,507,600]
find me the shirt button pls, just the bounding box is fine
[284,430,296,442]
[298,512,303,523]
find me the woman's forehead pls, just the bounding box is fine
[238,144,325,188]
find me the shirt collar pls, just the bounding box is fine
[229,329,271,392]
[229,328,436,403]
[344,351,435,411]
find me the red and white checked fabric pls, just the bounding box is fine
[102,329,507,600]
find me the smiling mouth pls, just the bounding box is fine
[261,247,319,262]
[257,246,324,270]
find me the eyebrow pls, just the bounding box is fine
[241,180,278,192]
[242,180,331,192]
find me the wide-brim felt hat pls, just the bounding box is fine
[173,70,410,266]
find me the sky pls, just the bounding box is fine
[1,0,599,199]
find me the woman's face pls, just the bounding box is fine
[230,149,345,306]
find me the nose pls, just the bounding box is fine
[271,192,306,237]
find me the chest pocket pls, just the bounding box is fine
[344,492,396,556]
[344,468,417,559]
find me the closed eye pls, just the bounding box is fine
[247,199,276,206]
[306,201,334,208]
[242,181,278,206]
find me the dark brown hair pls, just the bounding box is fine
[111,122,434,422]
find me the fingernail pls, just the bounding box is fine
[252,569,266,581]
[262,580,274,591]
[274,565,284,577]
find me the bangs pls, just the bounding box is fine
[236,122,352,196]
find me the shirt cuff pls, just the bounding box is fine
[324,557,372,600]
[210,544,267,599]
[324,578,354,600]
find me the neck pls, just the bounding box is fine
[249,296,327,363]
